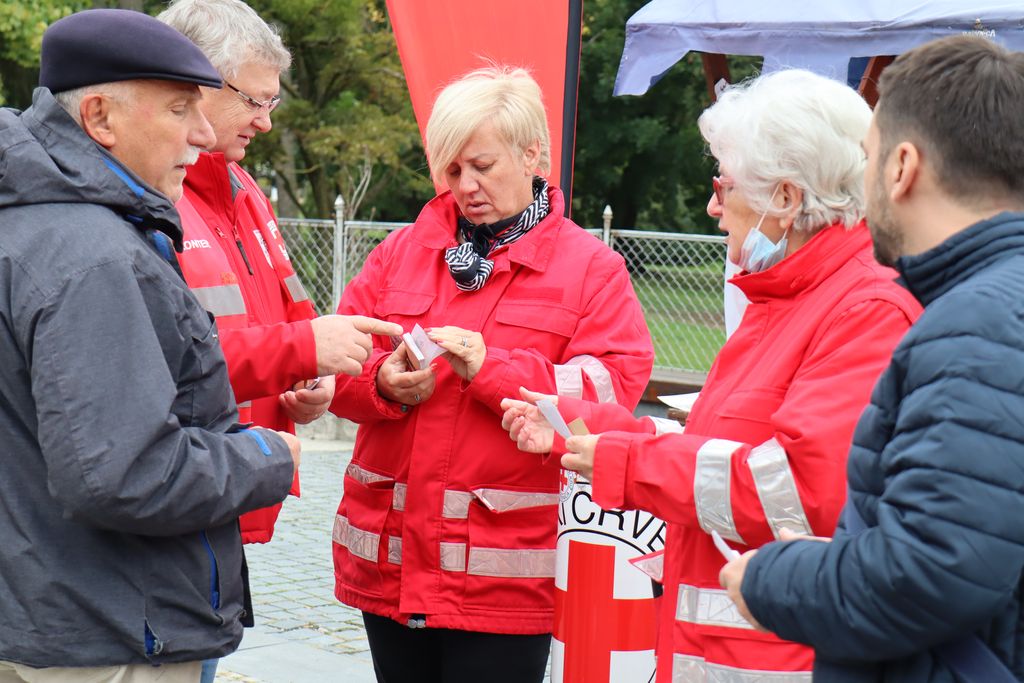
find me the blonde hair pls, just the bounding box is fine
[425,65,550,184]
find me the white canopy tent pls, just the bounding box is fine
[614,0,1024,96]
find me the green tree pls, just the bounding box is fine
[572,0,759,233]
[0,0,87,107]
[247,0,428,220]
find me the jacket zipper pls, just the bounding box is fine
[199,531,220,609]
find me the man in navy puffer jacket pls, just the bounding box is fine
[718,35,1024,682]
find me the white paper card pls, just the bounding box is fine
[657,392,701,412]
[711,529,741,561]
[537,399,571,439]
[404,324,445,369]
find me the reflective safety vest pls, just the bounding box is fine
[177,152,317,543]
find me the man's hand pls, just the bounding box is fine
[500,387,558,453]
[311,315,403,377]
[779,527,831,543]
[275,430,302,471]
[376,343,436,406]
[719,550,769,632]
[562,434,601,480]
[279,375,336,424]
[427,326,486,381]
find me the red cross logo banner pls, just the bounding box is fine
[553,475,666,682]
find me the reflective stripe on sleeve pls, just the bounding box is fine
[673,654,813,682]
[554,355,617,403]
[345,463,392,487]
[283,273,310,303]
[676,583,755,630]
[192,284,246,317]
[748,438,814,538]
[693,439,746,543]
[332,514,379,563]
[651,416,685,435]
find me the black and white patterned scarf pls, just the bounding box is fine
[444,176,550,291]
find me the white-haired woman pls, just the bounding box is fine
[328,66,653,682]
[502,69,922,682]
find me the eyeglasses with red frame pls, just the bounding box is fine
[712,176,735,206]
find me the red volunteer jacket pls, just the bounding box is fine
[557,223,922,681]
[177,152,316,543]
[330,188,654,634]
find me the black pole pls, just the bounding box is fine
[560,0,584,218]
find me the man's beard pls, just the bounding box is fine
[867,175,903,267]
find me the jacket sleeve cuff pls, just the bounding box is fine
[465,347,512,413]
[591,432,634,509]
[292,319,318,380]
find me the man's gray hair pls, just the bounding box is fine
[157,0,290,80]
[698,69,871,233]
[53,82,133,125]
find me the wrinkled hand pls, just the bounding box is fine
[376,343,436,406]
[279,375,336,424]
[275,430,302,471]
[562,434,600,480]
[719,550,768,632]
[427,326,485,382]
[311,314,403,377]
[500,387,558,453]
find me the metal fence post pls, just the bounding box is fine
[333,195,346,311]
[602,204,613,246]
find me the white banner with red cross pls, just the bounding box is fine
[552,471,666,683]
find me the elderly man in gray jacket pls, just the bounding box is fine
[0,9,397,683]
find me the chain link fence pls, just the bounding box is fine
[278,217,727,375]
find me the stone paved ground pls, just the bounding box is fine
[217,439,376,683]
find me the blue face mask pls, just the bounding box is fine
[737,187,788,273]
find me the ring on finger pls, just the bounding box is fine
[461,336,469,347]
[413,393,421,403]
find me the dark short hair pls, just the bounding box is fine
[876,35,1024,206]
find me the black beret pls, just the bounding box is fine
[40,9,222,93]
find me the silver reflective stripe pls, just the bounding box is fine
[442,490,474,519]
[440,542,466,571]
[651,416,685,435]
[631,551,665,583]
[566,355,617,403]
[332,514,380,563]
[237,400,252,409]
[694,439,746,543]
[387,537,402,565]
[345,463,392,487]
[192,284,246,317]
[392,483,407,512]
[473,489,560,513]
[673,654,813,682]
[676,583,755,630]
[553,364,584,398]
[467,547,555,578]
[283,273,310,303]
[748,438,813,539]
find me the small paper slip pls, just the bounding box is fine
[657,392,700,412]
[537,399,571,439]
[403,324,445,370]
[711,529,741,561]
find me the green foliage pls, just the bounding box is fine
[246,0,429,220]
[0,0,86,107]
[572,0,760,233]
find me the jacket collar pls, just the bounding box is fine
[897,211,1024,306]
[183,151,237,219]
[10,88,183,244]
[409,185,566,272]
[732,221,872,302]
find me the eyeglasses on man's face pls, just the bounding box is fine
[712,175,735,206]
[225,81,281,113]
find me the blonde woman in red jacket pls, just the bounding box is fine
[329,66,654,682]
[503,69,923,683]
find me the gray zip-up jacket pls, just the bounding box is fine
[0,88,295,666]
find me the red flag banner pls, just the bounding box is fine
[385,0,583,212]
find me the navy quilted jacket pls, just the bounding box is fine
[742,212,1024,682]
